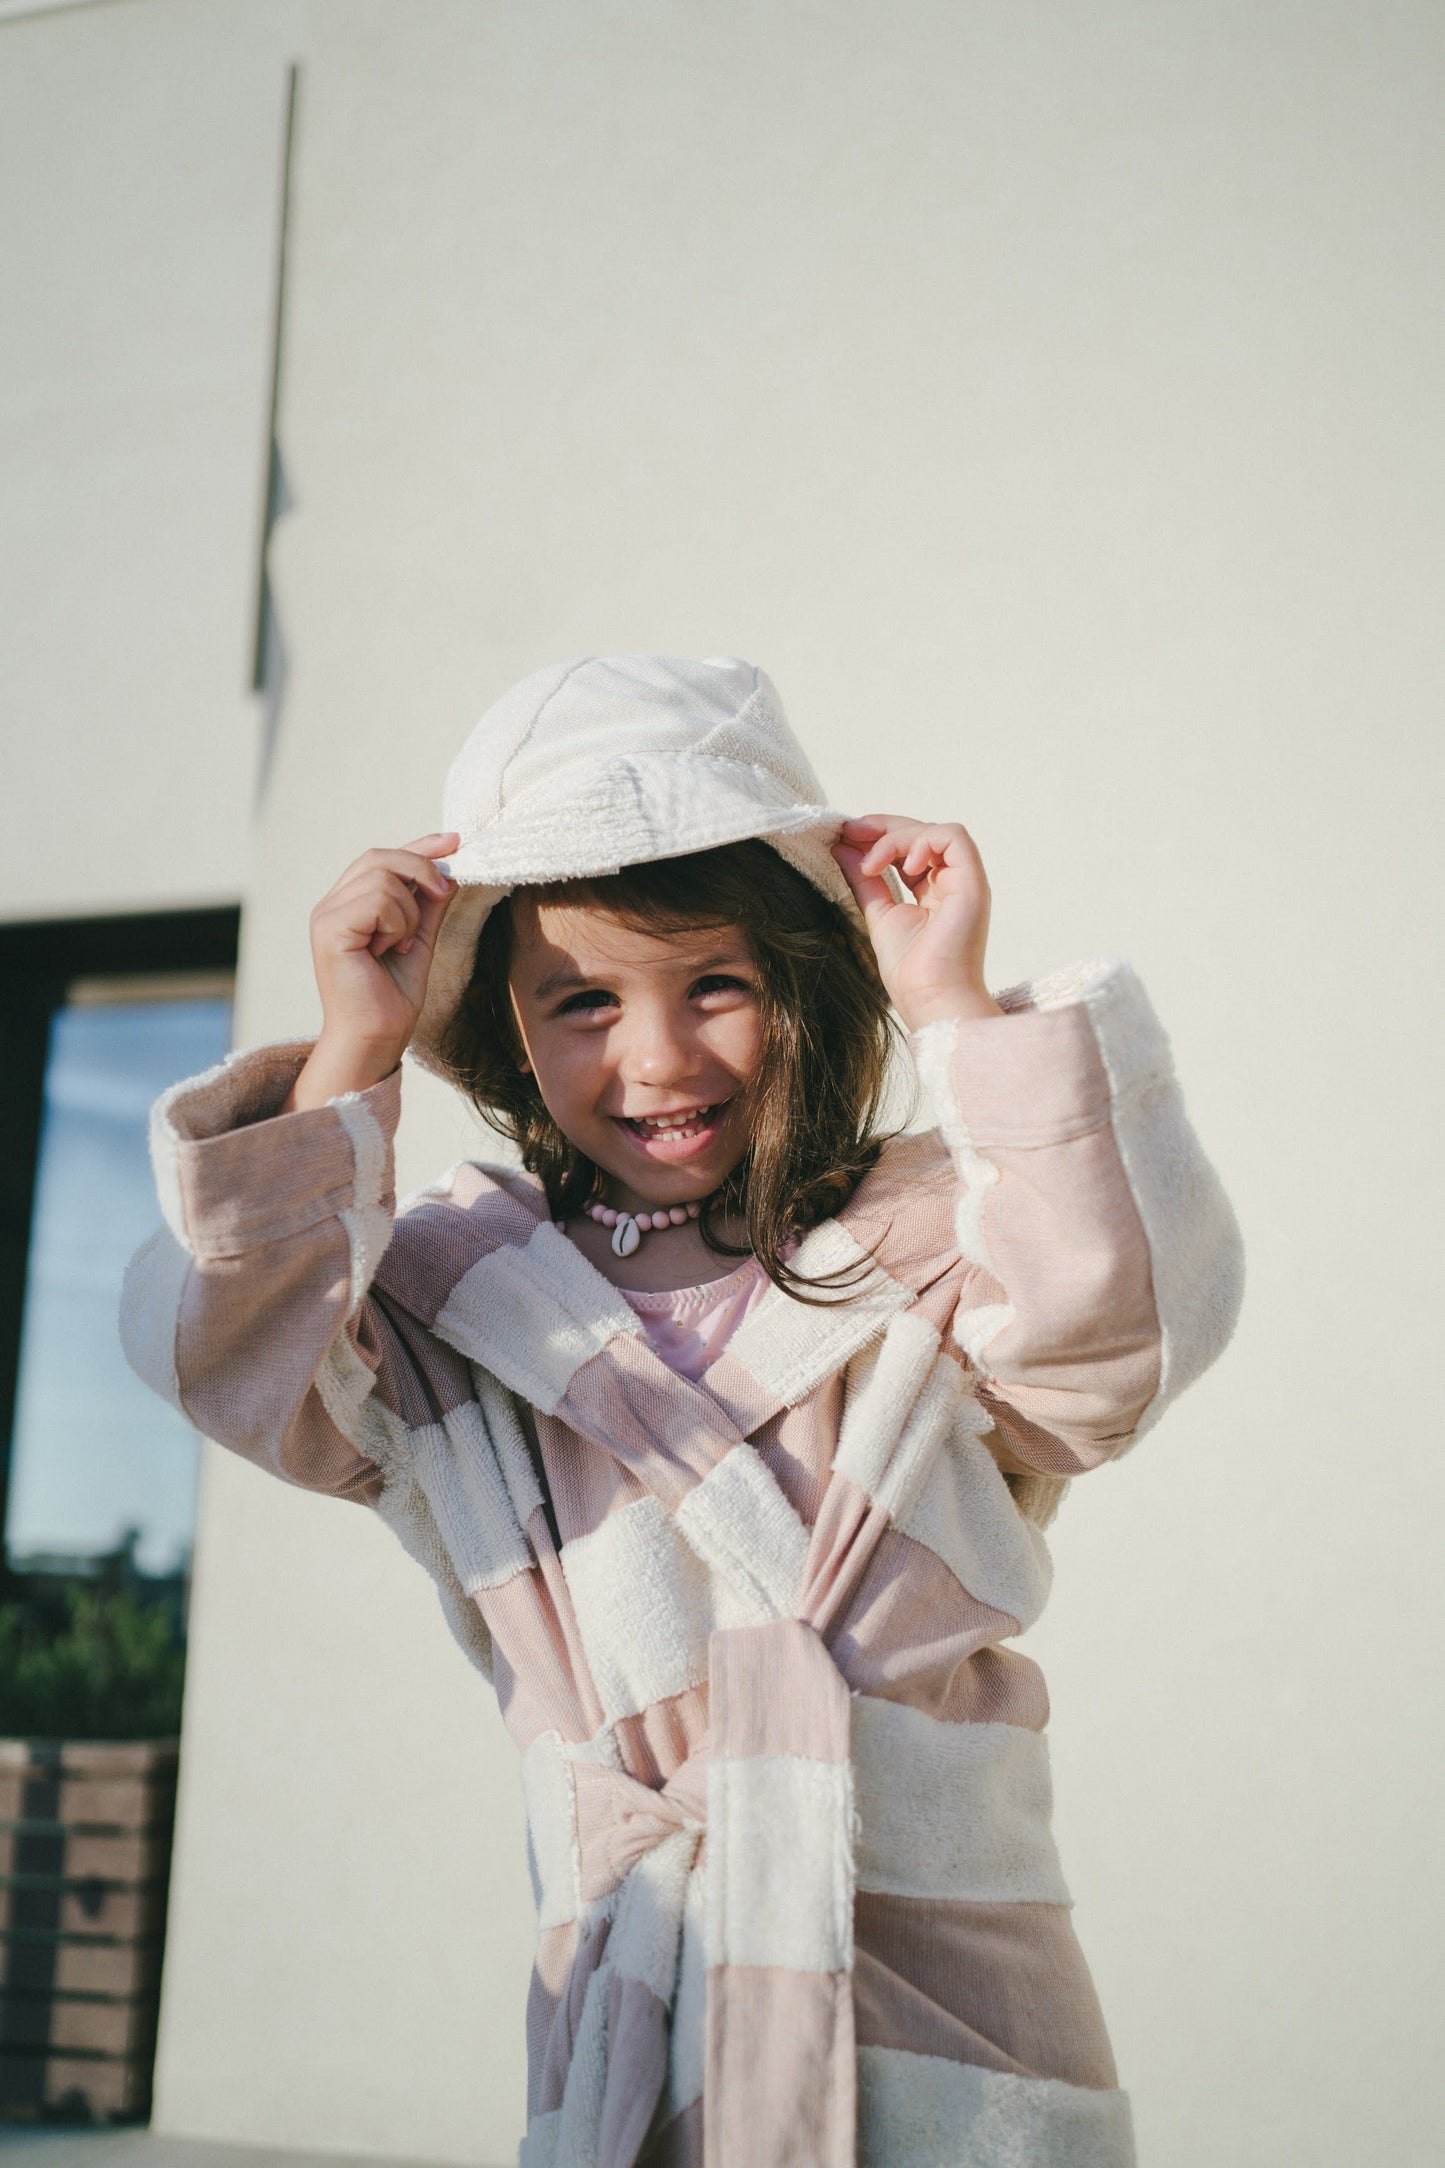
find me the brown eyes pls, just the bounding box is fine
[554,975,753,1017]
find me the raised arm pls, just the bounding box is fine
[120,1048,402,1498]
[120,833,461,1497]
[833,817,1243,1483]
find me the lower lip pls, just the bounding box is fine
[614,1106,727,1163]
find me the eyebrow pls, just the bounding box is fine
[529,950,754,1002]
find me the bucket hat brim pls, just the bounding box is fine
[410,751,856,1084]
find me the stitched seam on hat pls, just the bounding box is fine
[621,757,655,852]
[493,751,801,827]
[495,656,594,817]
[684,674,768,769]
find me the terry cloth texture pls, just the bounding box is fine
[410,654,852,1087]
[122,957,1244,2167]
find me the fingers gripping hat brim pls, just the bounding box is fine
[409,655,859,1087]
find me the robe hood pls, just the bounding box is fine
[411,652,854,1084]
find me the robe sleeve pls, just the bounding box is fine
[119,1039,406,1505]
[910,957,1244,1481]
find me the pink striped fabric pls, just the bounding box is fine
[122,958,1243,2165]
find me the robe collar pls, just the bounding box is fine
[421,1129,960,1451]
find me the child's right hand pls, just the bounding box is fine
[283,833,459,1113]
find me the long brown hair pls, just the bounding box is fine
[437,840,897,1297]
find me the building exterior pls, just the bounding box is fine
[2,2,1442,2162]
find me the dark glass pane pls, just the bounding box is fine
[4,997,231,1574]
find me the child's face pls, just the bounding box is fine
[507,899,764,1213]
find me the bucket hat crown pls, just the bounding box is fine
[412,653,851,1081]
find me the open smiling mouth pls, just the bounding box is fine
[618,1102,727,1145]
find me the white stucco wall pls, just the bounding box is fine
[6,3,1441,2164]
[0,0,299,919]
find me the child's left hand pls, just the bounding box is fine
[831,815,1004,1031]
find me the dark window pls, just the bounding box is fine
[0,911,240,1584]
[0,910,239,2120]
[6,990,232,1577]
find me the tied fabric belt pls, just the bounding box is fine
[551,1618,856,2168]
[536,1319,971,2163]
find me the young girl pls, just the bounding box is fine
[122,654,1242,2168]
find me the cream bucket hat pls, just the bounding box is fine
[410,653,853,1081]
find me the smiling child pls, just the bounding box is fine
[123,654,1242,2167]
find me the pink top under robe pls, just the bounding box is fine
[618,1256,771,1381]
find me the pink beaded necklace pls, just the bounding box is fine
[583,1196,703,1259]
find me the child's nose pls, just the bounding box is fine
[620,1008,700,1087]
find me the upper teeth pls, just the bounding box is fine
[646,1108,707,1128]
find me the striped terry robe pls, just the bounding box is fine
[121,956,1243,2168]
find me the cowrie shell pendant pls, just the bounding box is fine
[612,1217,641,1258]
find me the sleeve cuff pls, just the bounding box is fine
[910,958,1171,1149]
[150,1041,402,1258]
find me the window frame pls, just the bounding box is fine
[0,908,240,1580]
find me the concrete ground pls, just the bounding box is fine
[0,2137,454,2168]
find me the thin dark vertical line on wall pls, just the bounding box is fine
[250,63,301,796]
[251,61,298,690]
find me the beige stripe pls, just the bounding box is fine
[674,1441,809,1620]
[857,2044,1136,2167]
[470,1363,546,1529]
[561,1495,775,1725]
[1077,961,1244,1436]
[891,1405,1054,1629]
[332,1089,391,1314]
[852,1696,1070,1905]
[608,1827,698,2000]
[313,1327,381,1443]
[434,1221,641,1411]
[366,1466,494,1679]
[833,1309,943,1498]
[910,1017,1017,1365]
[706,1756,853,1971]
[408,1401,531,1594]
[725,1218,913,1407]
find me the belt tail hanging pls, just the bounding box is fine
[702,1619,857,2168]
